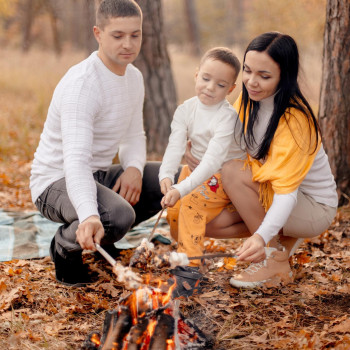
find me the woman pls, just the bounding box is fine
[188,32,338,288]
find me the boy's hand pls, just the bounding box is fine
[76,215,104,251]
[112,167,142,206]
[236,233,266,263]
[160,177,172,195]
[184,140,200,172]
[161,188,181,207]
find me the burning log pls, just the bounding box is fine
[81,332,101,350]
[82,285,213,350]
[98,307,132,349]
[123,317,149,350]
[149,313,174,350]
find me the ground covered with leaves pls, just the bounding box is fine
[0,160,349,349]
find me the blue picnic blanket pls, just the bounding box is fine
[0,209,171,262]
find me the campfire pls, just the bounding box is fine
[82,283,213,350]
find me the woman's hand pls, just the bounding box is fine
[160,178,172,195]
[184,140,199,172]
[236,233,266,263]
[161,188,181,208]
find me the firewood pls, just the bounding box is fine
[149,313,174,350]
[81,332,101,349]
[123,317,149,350]
[100,306,132,350]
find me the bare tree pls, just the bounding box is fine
[46,0,62,55]
[319,0,350,205]
[134,0,178,155]
[21,0,35,51]
[84,0,98,54]
[184,0,201,56]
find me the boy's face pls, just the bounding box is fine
[94,16,142,75]
[195,58,236,106]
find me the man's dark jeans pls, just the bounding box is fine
[35,162,166,258]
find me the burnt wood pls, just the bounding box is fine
[149,313,174,350]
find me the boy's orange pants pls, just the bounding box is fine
[167,165,233,266]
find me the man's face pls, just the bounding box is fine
[94,16,142,75]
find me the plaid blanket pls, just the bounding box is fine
[0,209,171,262]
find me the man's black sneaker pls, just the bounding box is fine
[49,237,94,287]
[169,265,203,299]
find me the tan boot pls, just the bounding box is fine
[229,247,293,288]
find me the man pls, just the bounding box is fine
[30,0,163,287]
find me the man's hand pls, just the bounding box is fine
[237,233,266,263]
[184,140,200,172]
[161,188,181,208]
[112,167,142,206]
[160,178,172,195]
[76,215,104,251]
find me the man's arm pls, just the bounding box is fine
[116,70,146,205]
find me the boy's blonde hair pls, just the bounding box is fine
[200,47,241,80]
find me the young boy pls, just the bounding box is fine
[159,48,245,295]
[30,0,164,287]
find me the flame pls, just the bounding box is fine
[117,280,181,349]
[147,319,157,337]
[90,332,101,346]
[166,338,175,350]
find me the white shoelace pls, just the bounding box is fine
[244,260,267,275]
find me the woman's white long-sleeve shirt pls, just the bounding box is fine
[30,51,146,223]
[159,96,245,197]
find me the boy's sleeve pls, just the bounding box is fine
[159,104,188,184]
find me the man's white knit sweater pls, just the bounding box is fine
[30,52,146,223]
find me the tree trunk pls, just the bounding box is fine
[84,0,98,54]
[21,0,35,52]
[46,0,62,56]
[319,0,350,205]
[134,0,178,156]
[184,0,201,56]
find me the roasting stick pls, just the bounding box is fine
[147,206,166,242]
[95,243,117,266]
[188,252,238,260]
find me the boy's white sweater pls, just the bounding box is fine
[159,96,245,197]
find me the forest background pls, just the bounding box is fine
[0,1,349,350]
[0,0,327,203]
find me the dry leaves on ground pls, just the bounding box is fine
[0,159,349,349]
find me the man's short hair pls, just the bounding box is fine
[96,0,142,29]
[200,47,241,81]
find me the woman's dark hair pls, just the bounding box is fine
[239,32,320,159]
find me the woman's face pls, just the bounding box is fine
[242,50,281,101]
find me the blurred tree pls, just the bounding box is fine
[46,0,62,55]
[184,0,201,56]
[21,0,35,51]
[134,0,178,155]
[319,0,350,206]
[84,0,98,53]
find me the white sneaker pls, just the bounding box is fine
[230,247,293,288]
